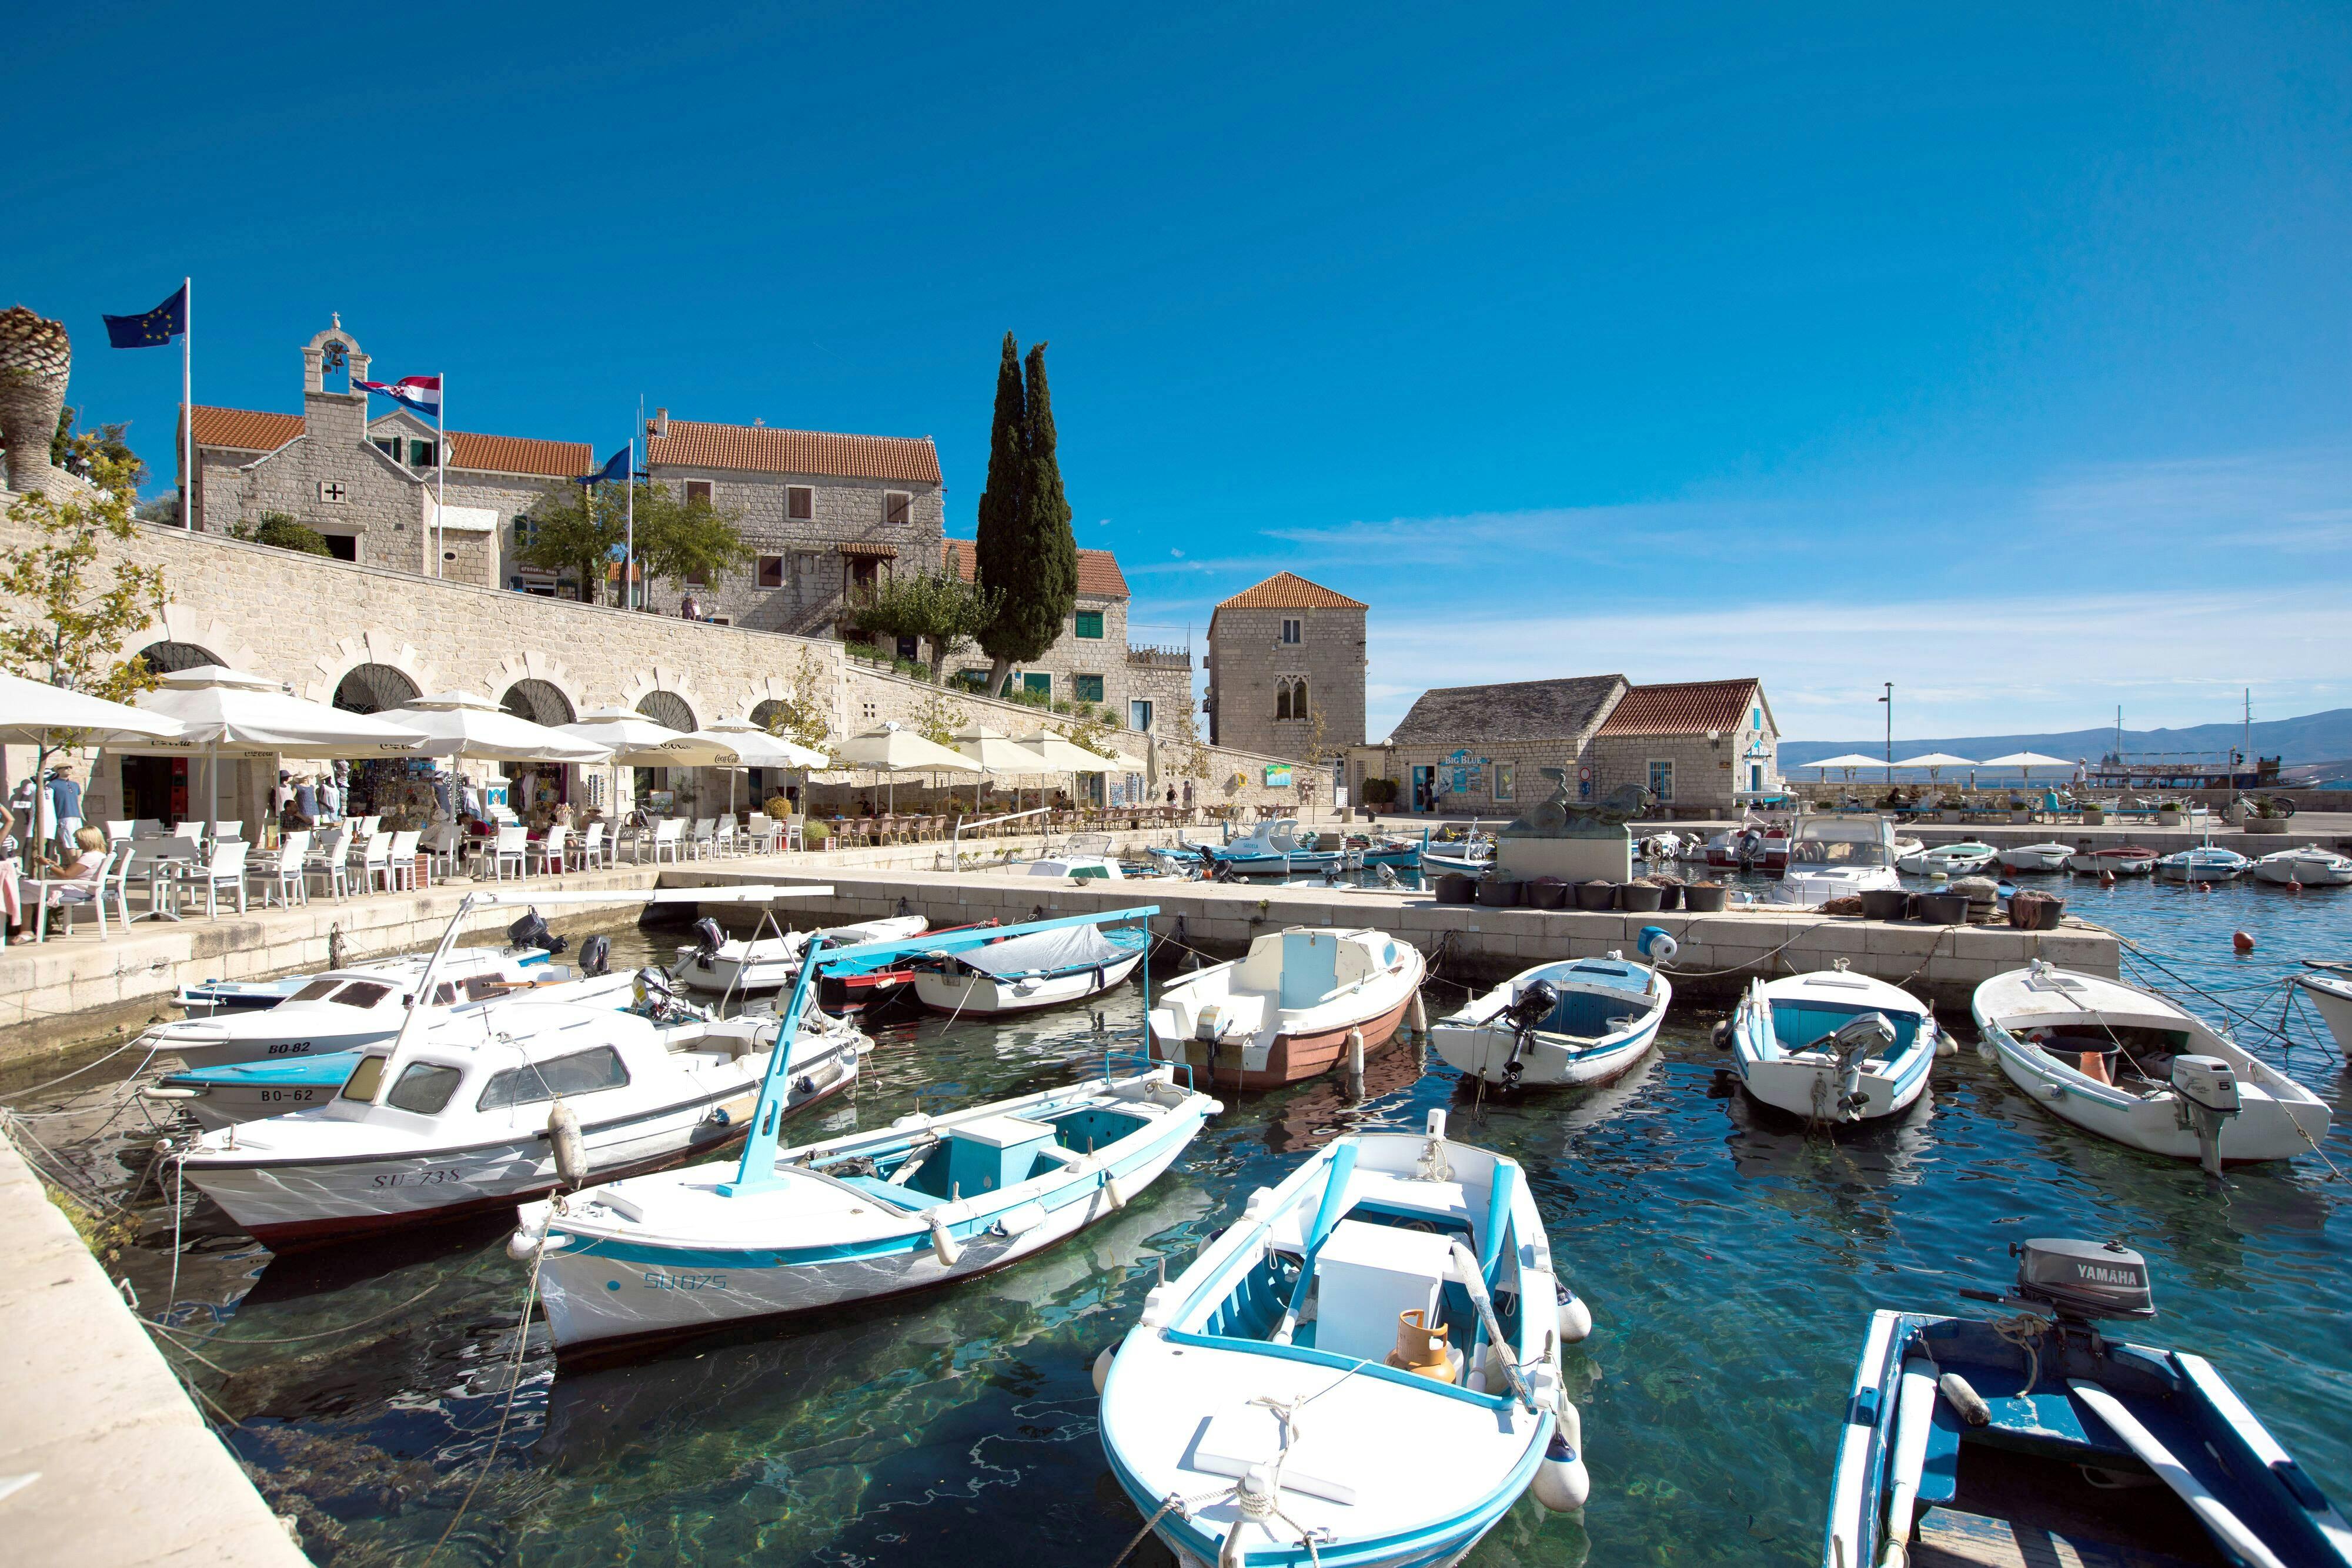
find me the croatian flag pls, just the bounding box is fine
[356,374,442,417]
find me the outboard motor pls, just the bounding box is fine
[1377,864,1401,890]
[1822,1012,1896,1118]
[2007,1237,2156,1323]
[2170,1054,2241,1176]
[577,934,611,978]
[690,916,726,961]
[1736,828,1762,871]
[1501,979,1561,1087]
[507,910,562,953]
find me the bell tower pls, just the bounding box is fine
[300,315,371,447]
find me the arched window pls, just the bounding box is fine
[138,641,220,675]
[501,678,574,728]
[1292,678,1308,718]
[1275,681,1292,721]
[332,662,420,715]
[636,690,696,733]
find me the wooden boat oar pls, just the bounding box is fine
[2067,1379,2288,1568]
[1877,1358,1939,1568]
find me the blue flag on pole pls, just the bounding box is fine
[103,285,189,348]
[576,446,630,486]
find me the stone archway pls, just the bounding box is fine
[501,678,574,727]
[492,653,584,726]
[635,690,697,733]
[147,604,258,673]
[333,662,420,714]
[308,632,437,707]
[138,640,222,674]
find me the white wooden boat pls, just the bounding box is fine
[176,930,561,1017]
[1027,833,1128,880]
[2157,845,2252,881]
[1431,955,1669,1088]
[511,908,1217,1355]
[910,917,1148,1015]
[1098,1110,1593,1567]
[1828,1238,2352,1568]
[2066,843,2160,875]
[1896,841,1997,876]
[673,914,928,992]
[1148,927,1425,1091]
[1773,815,1902,906]
[2292,965,2352,1053]
[2254,845,2352,887]
[1202,818,1359,877]
[1726,966,1943,1122]
[174,886,850,1248]
[1972,961,2331,1172]
[1996,840,2075,872]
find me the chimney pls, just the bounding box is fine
[646,407,669,439]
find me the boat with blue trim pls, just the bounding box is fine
[1723,965,1944,1122]
[175,934,559,1018]
[1097,1109,1594,1566]
[513,907,1220,1356]
[908,919,1147,1015]
[1827,1236,2351,1568]
[1429,954,1670,1088]
[1201,818,1362,877]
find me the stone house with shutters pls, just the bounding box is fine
[639,410,944,637]
[1346,673,1780,817]
[1204,572,1368,763]
[185,317,590,590]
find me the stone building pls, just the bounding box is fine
[185,318,589,589]
[1204,572,1367,763]
[1347,674,1780,817]
[936,540,1189,734]
[641,410,943,636]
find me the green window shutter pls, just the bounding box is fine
[1074,610,1104,639]
[1023,673,1051,698]
[1075,674,1104,703]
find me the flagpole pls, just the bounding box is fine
[180,276,192,530]
[624,437,635,613]
[435,370,447,578]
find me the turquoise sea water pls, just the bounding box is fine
[12,870,2348,1567]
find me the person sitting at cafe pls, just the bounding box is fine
[279,801,315,833]
[21,827,106,941]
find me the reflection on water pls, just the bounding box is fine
[1,874,2345,1566]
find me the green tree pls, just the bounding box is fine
[973,335,1079,693]
[229,510,331,556]
[49,408,144,484]
[634,482,749,599]
[850,567,1002,682]
[757,650,835,753]
[516,485,627,604]
[1,444,168,865]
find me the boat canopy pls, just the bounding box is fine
[948,922,1137,979]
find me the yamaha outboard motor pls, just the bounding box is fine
[506,910,567,955]
[577,934,611,978]
[1501,979,1561,1086]
[691,917,726,959]
[2007,1238,2156,1323]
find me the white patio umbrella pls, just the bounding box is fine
[385,691,614,763]
[554,706,741,819]
[1891,751,1976,787]
[1979,751,2076,788]
[690,717,829,822]
[831,722,984,812]
[948,724,1056,816]
[0,670,188,864]
[1016,730,1117,814]
[1800,752,1887,781]
[125,665,426,838]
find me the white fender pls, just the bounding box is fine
[1531,1427,1589,1511]
[505,1228,542,1262]
[927,1211,963,1267]
[546,1099,587,1190]
[1557,1283,1593,1343]
[1091,1346,1115,1395]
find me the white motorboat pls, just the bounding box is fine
[175,885,853,1248]
[1026,833,1128,880]
[512,909,1218,1355]
[1896,841,1997,877]
[141,947,589,1069]
[1971,961,2332,1172]
[2292,965,2352,1054]
[1725,966,1943,1122]
[1431,954,1669,1088]
[1097,1110,1594,1567]
[1201,818,1359,877]
[1702,810,1793,871]
[2157,845,2252,881]
[1148,927,1426,1091]
[1828,1239,2352,1568]
[1996,841,2075,873]
[2253,845,2352,887]
[175,927,562,1017]
[673,914,928,992]
[1772,815,1902,906]
[909,916,1148,1015]
[2066,843,2160,875]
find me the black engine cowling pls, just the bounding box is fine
[506,910,567,955]
[577,934,611,978]
[691,917,726,958]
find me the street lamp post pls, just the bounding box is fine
[1877,683,1892,785]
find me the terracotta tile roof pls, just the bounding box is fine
[1594,678,1767,737]
[188,406,305,452]
[942,537,1130,599]
[1214,571,1366,611]
[446,431,593,478]
[189,406,589,477]
[1390,676,1628,745]
[647,418,941,483]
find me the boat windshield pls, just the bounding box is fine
[289,978,345,1003]
[1791,829,1889,867]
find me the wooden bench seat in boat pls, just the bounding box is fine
[1912,1506,2216,1568]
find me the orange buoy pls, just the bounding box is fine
[2233,930,2255,954]
[2288,878,2304,893]
[2199,882,2214,893]
[2099,871,2116,888]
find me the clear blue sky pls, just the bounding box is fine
[12,4,2350,741]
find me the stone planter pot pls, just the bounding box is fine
[1525,877,1568,910]
[2081,808,2104,826]
[2243,816,2289,835]
[2158,809,2184,827]
[1573,879,1616,911]
[1617,882,1664,912]
[1476,878,1523,908]
[1682,883,1728,912]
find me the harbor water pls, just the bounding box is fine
[6,870,2347,1566]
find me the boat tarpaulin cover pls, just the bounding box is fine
[948,923,1140,979]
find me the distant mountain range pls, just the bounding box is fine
[1780,708,2352,771]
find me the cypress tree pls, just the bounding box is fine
[975,336,1079,696]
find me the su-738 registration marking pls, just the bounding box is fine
[371,1168,465,1189]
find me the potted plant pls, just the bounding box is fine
[2008,797,2033,824]
[2157,800,2184,826]
[2080,803,2104,826]
[1940,804,1965,823]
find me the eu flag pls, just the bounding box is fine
[576,446,630,486]
[103,285,188,349]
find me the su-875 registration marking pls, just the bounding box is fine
[645,1269,728,1291]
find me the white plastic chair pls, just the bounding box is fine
[351,832,391,893]
[648,818,686,864]
[687,817,719,860]
[528,827,571,876]
[492,824,529,881]
[250,831,310,908]
[422,823,463,881]
[105,844,141,927]
[31,851,116,941]
[355,815,383,838]
[104,819,135,845]
[183,840,250,918]
[381,830,422,892]
[132,836,201,916]
[577,821,609,871]
[131,817,165,840]
[212,819,245,843]
[304,827,351,901]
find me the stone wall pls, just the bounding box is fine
[1205,601,1367,760]
[957,591,1134,712]
[646,467,944,637]
[1125,647,1195,737]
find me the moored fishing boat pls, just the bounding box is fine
[174,941,560,1017]
[2253,845,2352,887]
[910,914,1148,1015]
[511,907,1219,1356]
[2292,964,2352,1053]
[1097,1110,1594,1567]
[1996,840,2075,873]
[1826,1237,2352,1568]
[1971,961,2330,1172]
[1896,841,1998,876]
[673,914,928,992]
[1724,965,1943,1122]
[1431,954,1669,1088]
[2157,845,2252,881]
[1024,833,1129,880]
[1147,927,1425,1091]
[1773,815,1903,907]
[2067,843,2160,875]
[1200,818,1360,877]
